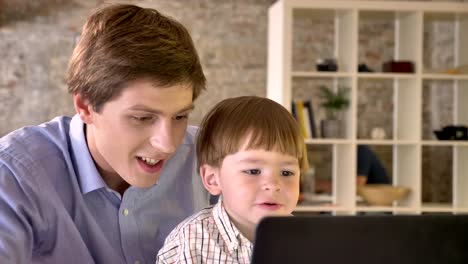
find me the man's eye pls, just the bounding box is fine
[281,171,295,177]
[132,116,153,122]
[243,169,261,175]
[174,114,189,121]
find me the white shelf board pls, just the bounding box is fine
[422,73,468,80]
[420,203,454,213]
[357,72,416,79]
[294,205,351,212]
[356,139,419,145]
[304,138,353,145]
[292,71,353,78]
[355,205,417,213]
[422,140,468,147]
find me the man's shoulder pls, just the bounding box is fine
[0,116,72,149]
[0,116,73,179]
[181,125,198,145]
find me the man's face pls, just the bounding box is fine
[82,79,194,188]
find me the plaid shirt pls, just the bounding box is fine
[156,198,253,264]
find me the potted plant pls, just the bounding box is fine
[318,85,350,138]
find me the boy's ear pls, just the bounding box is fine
[73,94,94,124]
[199,164,221,196]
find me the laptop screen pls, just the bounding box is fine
[251,215,468,264]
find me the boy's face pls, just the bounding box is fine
[203,148,300,238]
[77,79,194,188]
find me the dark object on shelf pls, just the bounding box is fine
[433,125,468,140]
[316,58,338,72]
[382,60,414,73]
[358,63,374,72]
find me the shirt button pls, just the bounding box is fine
[134,261,140,264]
[123,208,129,216]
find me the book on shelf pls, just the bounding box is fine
[291,100,317,138]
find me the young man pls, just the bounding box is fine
[156,96,308,263]
[0,4,209,263]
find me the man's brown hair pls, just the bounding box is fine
[196,96,308,170]
[67,4,206,112]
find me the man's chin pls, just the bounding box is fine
[128,175,160,189]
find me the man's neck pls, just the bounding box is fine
[84,124,130,196]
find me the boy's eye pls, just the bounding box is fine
[243,169,261,175]
[281,170,295,177]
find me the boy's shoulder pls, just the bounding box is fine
[165,205,215,240]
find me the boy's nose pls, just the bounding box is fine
[262,176,281,192]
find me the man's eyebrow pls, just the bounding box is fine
[128,104,195,114]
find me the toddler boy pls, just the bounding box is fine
[156,96,308,263]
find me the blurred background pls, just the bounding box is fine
[1,0,466,203]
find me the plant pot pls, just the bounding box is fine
[321,119,342,138]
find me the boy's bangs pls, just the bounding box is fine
[240,126,302,160]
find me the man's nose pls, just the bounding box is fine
[149,120,177,154]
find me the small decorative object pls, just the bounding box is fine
[358,63,374,72]
[433,125,468,140]
[371,127,386,140]
[382,60,415,73]
[318,85,349,138]
[357,184,410,206]
[316,58,338,72]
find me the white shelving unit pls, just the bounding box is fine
[267,0,468,214]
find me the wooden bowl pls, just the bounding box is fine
[357,184,410,206]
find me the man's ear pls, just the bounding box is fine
[73,94,93,124]
[199,164,221,196]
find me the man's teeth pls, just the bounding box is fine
[140,157,159,166]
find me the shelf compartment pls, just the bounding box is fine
[394,145,421,208]
[455,80,468,127]
[422,80,454,141]
[423,11,468,75]
[292,77,353,139]
[454,146,468,208]
[395,78,421,141]
[292,8,356,73]
[422,146,453,205]
[357,78,394,140]
[358,10,422,74]
[357,144,393,184]
[305,144,333,196]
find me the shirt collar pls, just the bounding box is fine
[69,114,108,195]
[212,196,252,253]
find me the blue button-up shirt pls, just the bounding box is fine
[0,115,209,264]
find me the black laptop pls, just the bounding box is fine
[251,215,468,264]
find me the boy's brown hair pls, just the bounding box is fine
[197,96,308,170]
[67,4,206,112]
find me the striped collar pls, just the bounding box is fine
[212,196,252,254]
